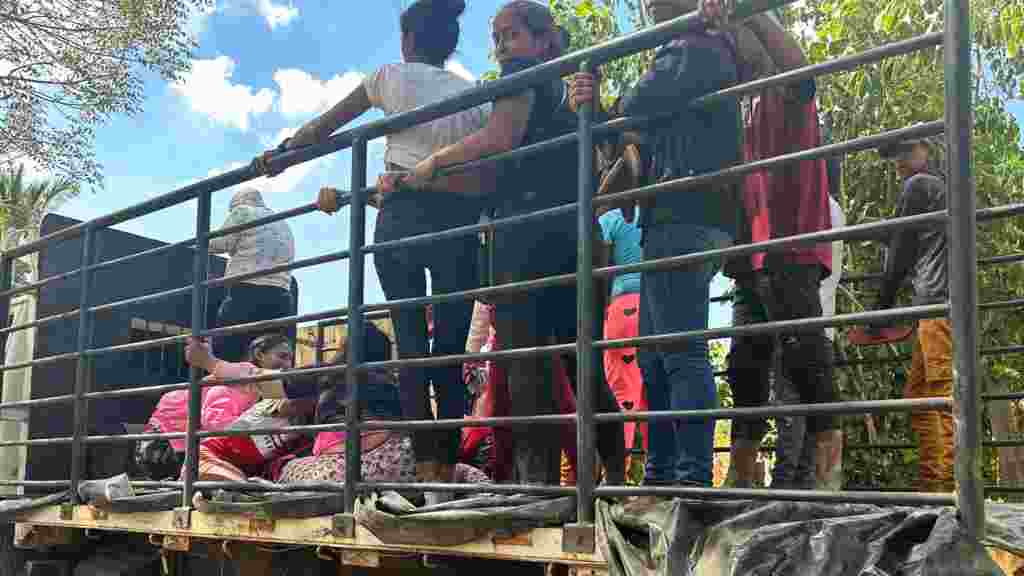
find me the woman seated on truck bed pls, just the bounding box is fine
[135,334,312,481]
[182,335,319,482]
[277,322,489,490]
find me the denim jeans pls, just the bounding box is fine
[639,223,732,486]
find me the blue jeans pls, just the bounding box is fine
[640,223,732,486]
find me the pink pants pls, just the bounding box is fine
[604,293,647,453]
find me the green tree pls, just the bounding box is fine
[0,0,214,189]
[0,164,79,284]
[783,0,1024,489]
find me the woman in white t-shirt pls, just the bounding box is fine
[259,0,488,500]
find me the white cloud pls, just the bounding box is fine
[273,69,366,118]
[172,56,275,131]
[254,0,299,29]
[187,2,219,39]
[445,60,476,82]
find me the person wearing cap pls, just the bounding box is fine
[210,187,296,363]
[870,136,952,492]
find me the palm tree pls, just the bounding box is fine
[0,165,80,285]
[0,165,78,499]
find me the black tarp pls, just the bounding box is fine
[353,493,1023,576]
[71,476,1024,575]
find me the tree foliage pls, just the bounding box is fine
[0,0,213,189]
[0,164,79,284]
[783,0,1024,489]
[555,0,1024,489]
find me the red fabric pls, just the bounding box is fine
[603,293,647,453]
[314,431,344,457]
[554,354,578,480]
[459,328,576,483]
[743,93,832,273]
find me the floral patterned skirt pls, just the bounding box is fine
[278,433,490,485]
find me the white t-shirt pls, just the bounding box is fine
[820,196,846,341]
[363,62,490,171]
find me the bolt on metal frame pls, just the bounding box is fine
[0,0,992,544]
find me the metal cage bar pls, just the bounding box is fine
[68,227,95,505]
[183,189,212,507]
[344,138,368,514]
[0,0,1002,542]
[576,60,598,525]
[946,0,984,540]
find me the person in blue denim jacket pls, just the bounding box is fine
[570,0,742,489]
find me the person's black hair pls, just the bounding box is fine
[246,333,290,365]
[500,0,569,60]
[401,0,466,67]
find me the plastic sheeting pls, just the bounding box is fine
[354,492,1023,575]
[61,476,1024,575]
[356,492,577,548]
[0,491,68,523]
[596,498,1019,576]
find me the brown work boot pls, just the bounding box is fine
[815,429,844,491]
[724,439,760,488]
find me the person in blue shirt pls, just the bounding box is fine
[598,206,648,465]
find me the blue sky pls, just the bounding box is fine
[52,1,1022,333]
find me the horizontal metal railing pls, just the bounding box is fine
[0,0,996,544]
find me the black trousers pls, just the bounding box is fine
[374,190,482,466]
[490,203,624,484]
[215,283,294,363]
[728,265,838,486]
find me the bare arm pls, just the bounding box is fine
[292,85,372,147]
[743,12,807,71]
[423,91,535,174]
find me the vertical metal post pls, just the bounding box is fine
[70,227,94,504]
[945,0,984,540]
[183,190,212,509]
[344,138,367,514]
[575,61,597,526]
[315,323,324,367]
[0,256,12,340]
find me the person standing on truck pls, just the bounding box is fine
[210,187,296,363]
[261,0,489,504]
[721,8,841,491]
[382,0,626,487]
[569,0,742,490]
[867,137,952,492]
[597,205,648,465]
